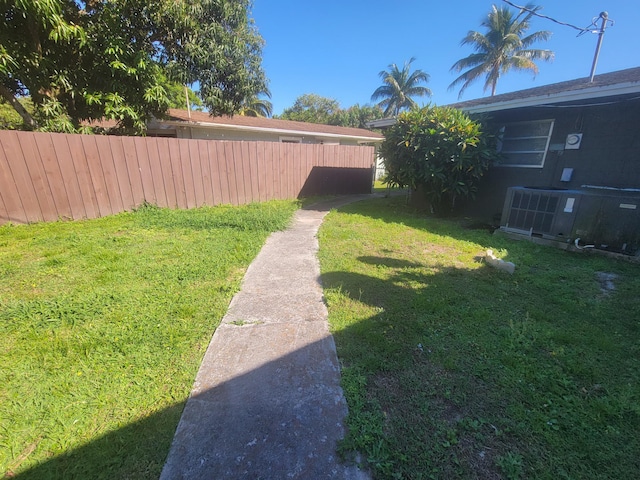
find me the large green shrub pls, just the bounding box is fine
[381,106,497,214]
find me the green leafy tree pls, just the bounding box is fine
[0,97,34,130]
[162,79,203,112]
[277,94,340,124]
[371,58,432,117]
[0,0,266,133]
[449,3,554,98]
[380,106,497,214]
[278,95,384,127]
[329,104,384,128]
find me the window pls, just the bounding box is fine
[279,136,302,143]
[497,119,554,168]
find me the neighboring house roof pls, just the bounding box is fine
[154,109,384,143]
[448,66,640,113]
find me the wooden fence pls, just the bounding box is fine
[0,130,375,225]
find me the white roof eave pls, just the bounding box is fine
[458,81,640,114]
[151,119,383,143]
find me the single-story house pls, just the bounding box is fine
[146,109,384,146]
[451,67,640,254]
[371,67,640,255]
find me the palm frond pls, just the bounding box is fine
[371,57,431,116]
[449,3,553,98]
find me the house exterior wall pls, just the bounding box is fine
[174,125,364,146]
[462,96,640,221]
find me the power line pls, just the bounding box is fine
[501,0,615,80]
[501,0,596,34]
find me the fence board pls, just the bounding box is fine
[280,143,289,198]
[108,137,136,211]
[285,144,293,198]
[167,140,186,209]
[14,132,57,221]
[121,136,144,208]
[0,133,28,222]
[0,130,375,225]
[187,140,203,207]
[294,145,301,194]
[67,135,99,220]
[177,139,195,209]
[133,137,156,206]
[156,138,175,208]
[227,142,240,204]
[282,143,290,198]
[234,142,249,204]
[0,182,8,223]
[50,134,86,220]
[2,131,42,222]
[218,142,232,204]
[256,142,266,202]
[239,142,250,201]
[272,143,281,199]
[94,136,124,214]
[247,142,260,202]
[80,136,112,217]
[209,142,224,205]
[199,140,214,206]
[36,133,74,220]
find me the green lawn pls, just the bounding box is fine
[318,196,640,479]
[0,201,298,479]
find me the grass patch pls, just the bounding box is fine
[0,200,298,479]
[373,180,405,195]
[318,196,640,479]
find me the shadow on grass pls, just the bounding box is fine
[9,198,638,479]
[10,332,360,480]
[8,255,499,480]
[332,195,500,243]
[9,402,185,479]
[9,257,639,480]
[319,251,640,478]
[321,260,513,479]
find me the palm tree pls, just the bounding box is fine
[449,4,554,99]
[239,90,273,117]
[371,58,432,117]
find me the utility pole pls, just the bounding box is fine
[589,11,610,82]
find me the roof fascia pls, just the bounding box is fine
[155,119,383,143]
[458,81,640,113]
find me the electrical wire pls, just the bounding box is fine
[501,0,600,34]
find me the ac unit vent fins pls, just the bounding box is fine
[507,191,558,233]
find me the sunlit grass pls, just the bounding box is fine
[0,201,298,479]
[318,196,640,479]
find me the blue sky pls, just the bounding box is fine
[251,0,640,116]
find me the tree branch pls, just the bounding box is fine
[0,84,38,129]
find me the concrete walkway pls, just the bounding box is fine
[160,196,375,479]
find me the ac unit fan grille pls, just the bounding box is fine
[507,191,559,233]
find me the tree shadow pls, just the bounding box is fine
[8,254,502,479]
[320,259,511,479]
[326,195,537,266]
[8,402,184,479]
[331,195,500,241]
[9,328,363,480]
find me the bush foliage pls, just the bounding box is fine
[380,106,497,213]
